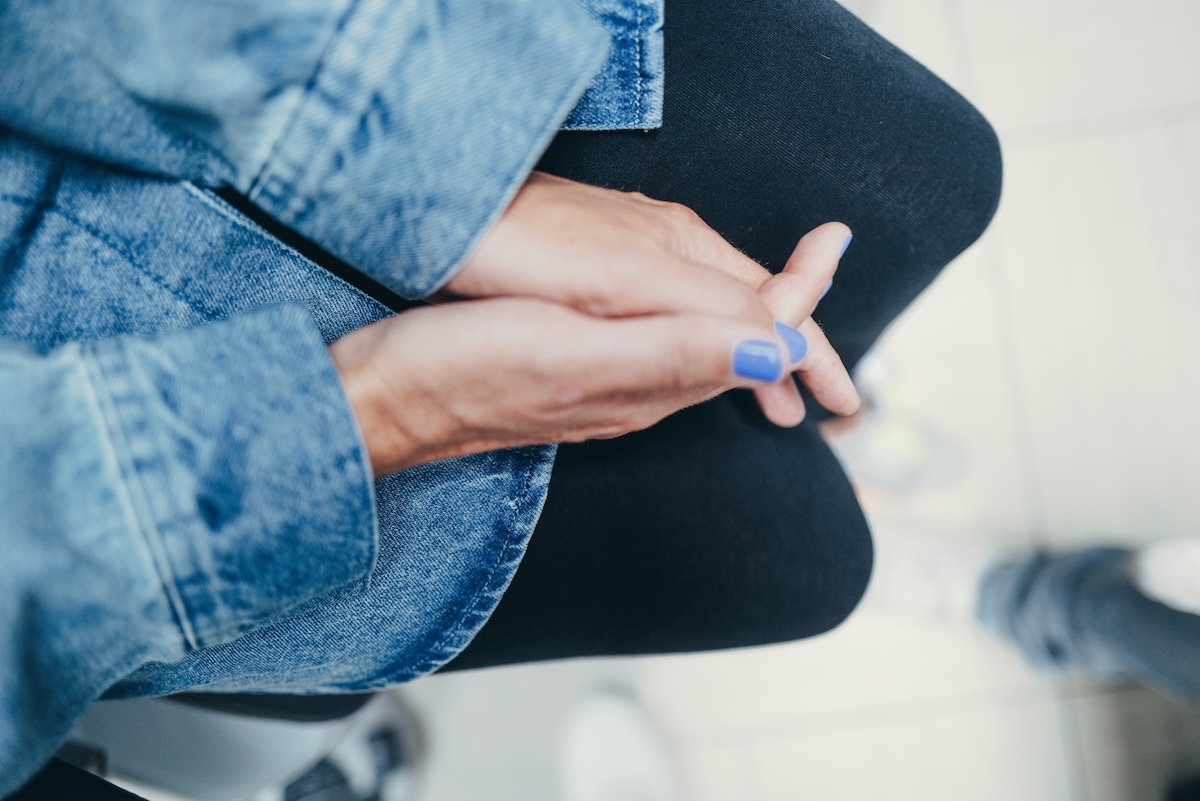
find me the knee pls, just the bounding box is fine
[725,501,875,648]
[933,96,1004,254]
[873,79,1004,266]
[790,511,875,639]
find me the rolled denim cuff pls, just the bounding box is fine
[84,304,377,650]
[247,0,611,299]
[563,0,664,130]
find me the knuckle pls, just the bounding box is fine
[798,346,832,373]
[654,336,696,391]
[630,407,667,432]
[666,201,701,224]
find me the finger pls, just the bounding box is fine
[753,380,807,427]
[793,317,861,416]
[674,222,774,290]
[585,248,777,330]
[458,183,779,329]
[756,221,852,325]
[572,313,790,400]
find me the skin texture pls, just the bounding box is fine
[329,174,859,476]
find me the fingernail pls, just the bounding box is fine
[732,340,784,382]
[839,233,853,258]
[774,320,808,364]
[820,279,833,300]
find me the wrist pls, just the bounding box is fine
[328,335,420,477]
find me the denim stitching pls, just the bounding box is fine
[635,1,644,123]
[78,344,201,650]
[105,454,552,693]
[409,452,546,676]
[249,0,362,199]
[46,206,217,321]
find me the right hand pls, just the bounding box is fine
[439,173,858,428]
[330,297,793,476]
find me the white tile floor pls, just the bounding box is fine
[402,1,1200,798]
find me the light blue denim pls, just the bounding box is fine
[0,0,664,793]
[979,548,1200,705]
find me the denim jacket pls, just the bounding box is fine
[0,0,664,793]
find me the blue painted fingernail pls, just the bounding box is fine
[840,233,853,258]
[774,320,809,364]
[732,340,784,382]
[820,279,833,300]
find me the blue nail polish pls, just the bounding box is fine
[732,340,784,382]
[774,320,809,364]
[820,279,833,300]
[839,233,853,258]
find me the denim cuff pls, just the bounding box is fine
[563,0,664,130]
[247,0,611,299]
[84,304,377,650]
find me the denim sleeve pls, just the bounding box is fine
[0,303,376,794]
[0,0,612,298]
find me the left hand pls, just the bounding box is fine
[744,222,861,426]
[441,172,858,426]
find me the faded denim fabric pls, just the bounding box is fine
[565,0,665,130]
[0,131,555,796]
[0,0,663,793]
[0,0,664,299]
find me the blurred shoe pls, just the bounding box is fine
[558,691,683,801]
[862,522,1008,626]
[821,356,962,495]
[1131,536,1200,616]
[253,693,423,801]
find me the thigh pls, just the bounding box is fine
[536,0,1002,373]
[447,0,1002,670]
[445,393,872,670]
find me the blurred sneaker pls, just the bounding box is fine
[862,522,1008,626]
[822,356,962,495]
[253,693,423,801]
[1132,536,1200,616]
[558,692,683,801]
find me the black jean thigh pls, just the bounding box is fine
[538,0,1003,371]
[446,0,1004,670]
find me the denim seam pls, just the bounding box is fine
[77,343,200,650]
[246,0,360,197]
[0,165,63,300]
[405,23,613,296]
[45,206,218,321]
[635,2,644,123]
[409,454,544,675]
[247,0,610,298]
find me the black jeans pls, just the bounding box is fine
[443,0,1002,670]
